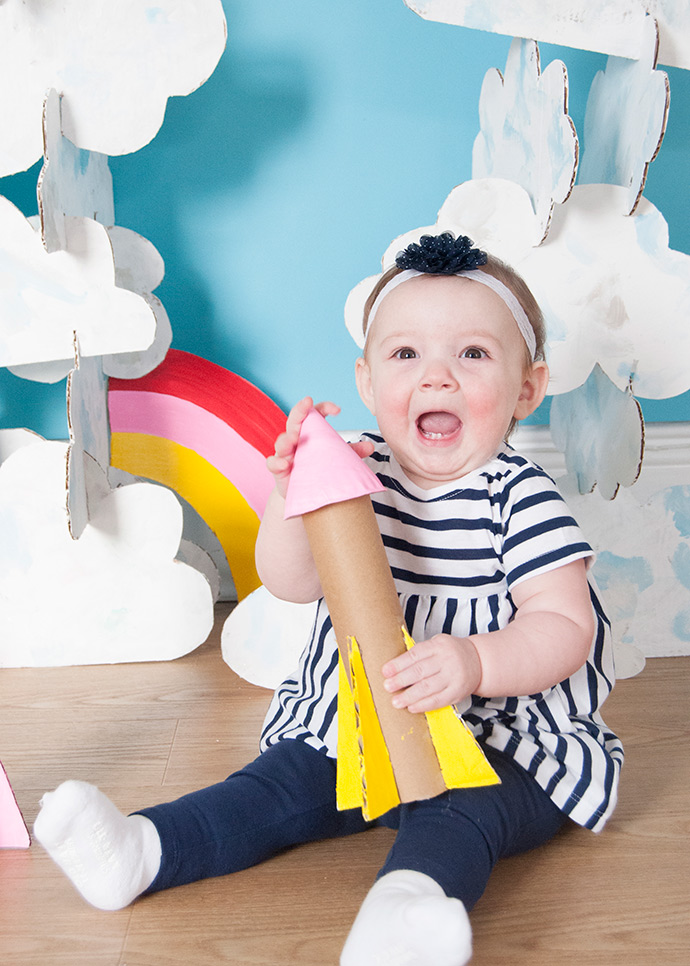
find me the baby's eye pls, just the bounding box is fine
[394,347,418,360]
[461,347,487,360]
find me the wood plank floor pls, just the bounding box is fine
[1,602,688,965]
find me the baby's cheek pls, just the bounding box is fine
[468,387,502,419]
[378,386,412,422]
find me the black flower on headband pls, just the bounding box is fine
[395,232,487,275]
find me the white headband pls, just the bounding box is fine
[365,268,537,361]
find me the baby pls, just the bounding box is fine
[35,233,623,966]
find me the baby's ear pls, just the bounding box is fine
[355,356,376,416]
[514,361,550,420]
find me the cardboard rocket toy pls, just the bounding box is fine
[285,409,499,820]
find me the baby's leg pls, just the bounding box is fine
[36,741,370,910]
[341,748,566,966]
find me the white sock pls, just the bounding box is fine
[33,780,162,911]
[340,870,472,966]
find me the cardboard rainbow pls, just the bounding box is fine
[109,349,287,601]
[284,408,499,820]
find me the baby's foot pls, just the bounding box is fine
[340,870,472,966]
[34,780,161,911]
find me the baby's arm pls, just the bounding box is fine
[255,396,374,603]
[381,559,594,713]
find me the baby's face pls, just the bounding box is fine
[356,274,546,489]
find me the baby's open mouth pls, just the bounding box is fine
[416,411,462,440]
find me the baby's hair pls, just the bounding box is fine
[363,255,546,367]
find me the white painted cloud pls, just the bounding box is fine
[0,0,227,176]
[11,90,169,384]
[550,364,644,500]
[345,179,690,400]
[473,38,578,244]
[65,346,111,539]
[579,16,670,215]
[0,198,157,369]
[562,476,690,657]
[221,585,317,689]
[38,89,115,254]
[0,436,214,667]
[404,0,690,70]
[522,183,690,398]
[101,226,173,380]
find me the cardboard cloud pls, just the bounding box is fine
[101,226,173,380]
[550,365,644,500]
[564,479,690,657]
[221,585,317,689]
[473,39,578,244]
[579,16,670,214]
[0,434,214,667]
[66,343,111,539]
[345,179,690,401]
[38,89,115,254]
[9,90,170,386]
[525,183,690,398]
[403,1,690,70]
[0,198,157,370]
[0,0,227,177]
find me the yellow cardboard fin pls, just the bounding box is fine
[336,638,400,820]
[336,651,364,811]
[401,628,500,789]
[349,635,400,820]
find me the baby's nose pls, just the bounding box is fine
[420,360,458,390]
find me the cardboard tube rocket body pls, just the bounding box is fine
[302,495,447,804]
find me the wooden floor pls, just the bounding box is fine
[1,602,688,965]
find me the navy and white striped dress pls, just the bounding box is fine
[261,436,623,832]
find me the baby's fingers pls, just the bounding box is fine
[313,400,340,419]
[284,396,315,437]
[349,439,375,461]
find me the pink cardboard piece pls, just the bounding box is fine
[284,408,385,519]
[0,761,30,848]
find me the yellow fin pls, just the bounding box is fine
[401,628,500,789]
[336,651,364,812]
[336,638,401,820]
[349,635,400,820]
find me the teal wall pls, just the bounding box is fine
[1,0,688,440]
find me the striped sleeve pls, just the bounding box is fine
[498,462,593,590]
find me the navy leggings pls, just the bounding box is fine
[137,739,566,909]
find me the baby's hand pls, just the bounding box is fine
[266,397,332,498]
[381,634,482,713]
[267,397,374,500]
